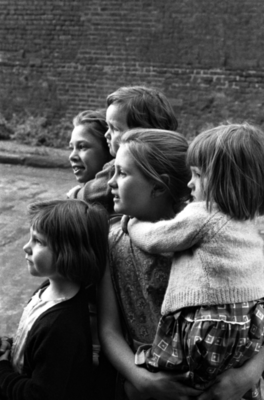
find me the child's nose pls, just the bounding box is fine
[108,175,116,188]
[187,178,194,189]
[23,241,32,254]
[69,148,78,161]
[104,130,111,140]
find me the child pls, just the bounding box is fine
[0,199,109,400]
[71,85,178,214]
[126,123,264,398]
[67,109,114,213]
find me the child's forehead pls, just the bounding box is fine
[107,103,127,119]
[30,226,44,236]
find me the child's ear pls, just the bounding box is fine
[152,174,170,197]
[160,173,170,188]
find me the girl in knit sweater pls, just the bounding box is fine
[127,123,264,398]
[0,199,109,400]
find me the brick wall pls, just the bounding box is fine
[0,0,263,137]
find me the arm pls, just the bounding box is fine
[198,347,264,400]
[75,161,114,210]
[98,263,202,400]
[127,203,205,254]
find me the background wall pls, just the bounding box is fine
[0,0,263,138]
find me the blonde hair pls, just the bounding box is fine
[187,122,264,219]
[121,128,191,212]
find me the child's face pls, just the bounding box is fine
[23,228,57,280]
[105,104,129,157]
[187,166,206,202]
[69,124,110,183]
[108,145,156,220]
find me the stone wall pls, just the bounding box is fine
[0,0,263,137]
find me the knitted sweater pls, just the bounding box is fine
[127,201,264,315]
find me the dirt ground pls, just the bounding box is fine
[0,163,75,336]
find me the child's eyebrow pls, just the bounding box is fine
[107,121,115,129]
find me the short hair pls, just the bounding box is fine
[27,200,109,286]
[106,86,178,131]
[187,122,264,219]
[73,109,112,161]
[121,129,191,213]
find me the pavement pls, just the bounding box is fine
[0,140,75,336]
[0,139,71,169]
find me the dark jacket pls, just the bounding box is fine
[0,282,93,400]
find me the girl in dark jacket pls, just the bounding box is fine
[0,199,108,400]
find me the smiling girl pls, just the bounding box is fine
[67,109,114,214]
[69,109,112,184]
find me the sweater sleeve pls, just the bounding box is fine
[127,202,209,254]
[75,160,115,213]
[0,310,92,400]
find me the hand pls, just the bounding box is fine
[198,368,255,400]
[136,370,202,400]
[0,337,12,362]
[0,337,12,356]
[0,348,10,362]
[121,215,131,233]
[125,381,146,400]
[66,185,81,199]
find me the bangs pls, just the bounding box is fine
[187,131,212,173]
[30,209,57,252]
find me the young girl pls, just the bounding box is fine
[0,199,109,400]
[67,108,113,213]
[126,123,264,397]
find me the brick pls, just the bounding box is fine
[0,0,263,136]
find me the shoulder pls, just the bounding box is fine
[102,159,115,170]
[29,296,90,345]
[100,159,115,176]
[183,201,208,214]
[38,290,88,326]
[182,201,223,220]
[177,201,212,224]
[109,218,125,248]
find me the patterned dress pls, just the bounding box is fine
[109,220,264,400]
[109,220,172,349]
[109,220,172,400]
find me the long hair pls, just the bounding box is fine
[187,122,264,219]
[106,86,178,131]
[28,200,109,286]
[121,129,191,213]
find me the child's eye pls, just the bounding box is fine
[192,169,201,178]
[79,144,88,150]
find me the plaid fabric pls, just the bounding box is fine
[135,300,264,399]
